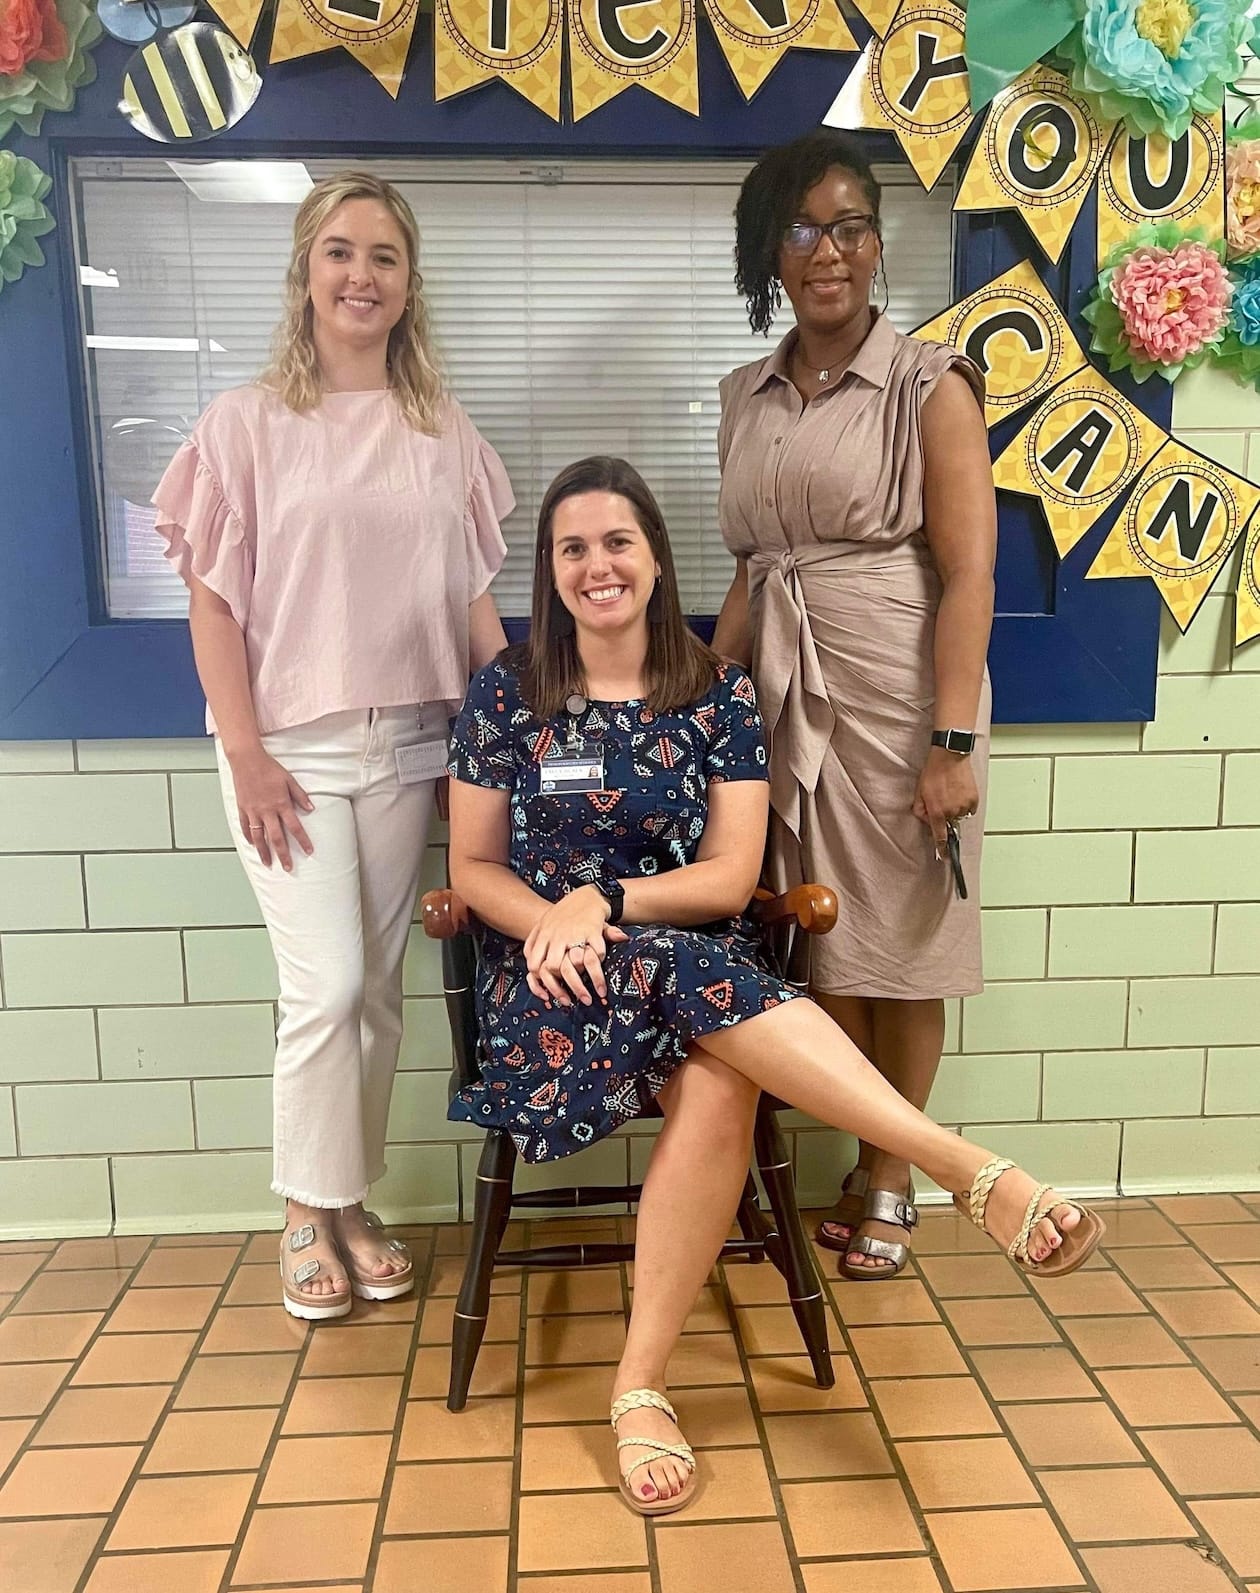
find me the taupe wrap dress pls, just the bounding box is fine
[717,313,990,999]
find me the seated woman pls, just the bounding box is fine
[446,456,1103,1517]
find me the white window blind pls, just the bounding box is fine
[71,156,956,620]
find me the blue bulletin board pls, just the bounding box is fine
[0,21,1165,738]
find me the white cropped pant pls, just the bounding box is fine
[217,705,439,1207]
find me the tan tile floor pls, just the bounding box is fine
[1,1194,1259,1592]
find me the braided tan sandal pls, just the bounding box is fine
[280,1219,352,1321]
[815,1166,870,1252]
[955,1158,1105,1278]
[335,1209,414,1302]
[611,1388,697,1516]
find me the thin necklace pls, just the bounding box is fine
[794,347,845,384]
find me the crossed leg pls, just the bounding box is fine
[614,995,1079,1504]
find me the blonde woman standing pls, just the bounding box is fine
[154,172,513,1320]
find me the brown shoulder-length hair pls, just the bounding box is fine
[513,457,719,721]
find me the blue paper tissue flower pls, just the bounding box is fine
[1056,0,1250,141]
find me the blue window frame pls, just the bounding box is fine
[0,32,1163,738]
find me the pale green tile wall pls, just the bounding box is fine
[1,378,1258,1237]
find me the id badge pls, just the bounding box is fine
[396,708,450,786]
[540,740,605,794]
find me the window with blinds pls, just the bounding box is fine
[71,155,956,620]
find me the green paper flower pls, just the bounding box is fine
[1082,221,1232,383]
[1055,0,1251,141]
[0,150,55,292]
[0,0,102,145]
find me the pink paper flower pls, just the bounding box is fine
[1227,138,1260,262]
[0,0,68,77]
[1110,240,1232,364]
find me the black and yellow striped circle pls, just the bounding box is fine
[120,22,262,143]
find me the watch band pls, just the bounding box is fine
[931,728,977,755]
[596,874,625,925]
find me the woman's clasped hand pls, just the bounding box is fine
[522,882,628,1006]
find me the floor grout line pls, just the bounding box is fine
[2,1207,1259,1593]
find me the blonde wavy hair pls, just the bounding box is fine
[259,171,444,434]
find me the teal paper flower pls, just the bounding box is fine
[1231,263,1260,343]
[0,150,55,293]
[1213,260,1260,389]
[0,0,102,144]
[1056,0,1251,141]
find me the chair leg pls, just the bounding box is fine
[448,1131,516,1412]
[753,1105,834,1389]
[735,1173,769,1261]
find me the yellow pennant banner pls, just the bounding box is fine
[992,365,1167,559]
[206,0,268,45]
[913,258,1087,430]
[1087,438,1260,630]
[1237,516,1260,647]
[1096,114,1225,266]
[434,0,564,119]
[823,0,970,192]
[955,66,1110,265]
[705,0,855,101]
[849,0,900,33]
[269,0,420,95]
[568,0,699,119]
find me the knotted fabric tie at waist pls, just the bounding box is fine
[747,547,840,841]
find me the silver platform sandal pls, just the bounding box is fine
[839,1187,919,1281]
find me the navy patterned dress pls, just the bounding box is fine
[446,657,801,1163]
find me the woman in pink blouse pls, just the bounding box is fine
[154,172,514,1320]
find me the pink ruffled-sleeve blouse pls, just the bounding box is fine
[152,384,514,735]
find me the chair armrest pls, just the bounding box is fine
[752,884,839,937]
[420,888,475,940]
[424,885,837,938]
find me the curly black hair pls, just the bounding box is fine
[735,131,882,336]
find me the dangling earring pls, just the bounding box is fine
[549,590,575,638]
[647,575,664,624]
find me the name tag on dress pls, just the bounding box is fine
[540,741,605,794]
[396,736,449,785]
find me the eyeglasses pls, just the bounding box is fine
[781,215,878,256]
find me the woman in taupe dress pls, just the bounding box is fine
[713,131,997,1281]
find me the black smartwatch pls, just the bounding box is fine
[594,874,625,925]
[931,728,977,756]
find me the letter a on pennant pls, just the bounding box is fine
[991,365,1166,558]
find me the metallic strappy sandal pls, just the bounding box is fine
[814,1166,870,1252]
[839,1187,919,1281]
[337,1209,414,1302]
[280,1219,352,1321]
[955,1158,1106,1278]
[611,1388,697,1517]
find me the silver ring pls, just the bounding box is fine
[567,940,588,952]
[248,824,264,833]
